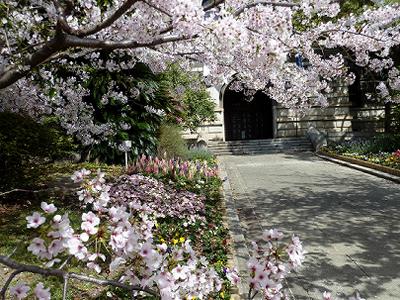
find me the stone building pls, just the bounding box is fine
[184,71,386,151]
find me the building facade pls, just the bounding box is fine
[184,77,386,146]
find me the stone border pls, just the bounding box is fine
[316,152,400,184]
[217,159,251,299]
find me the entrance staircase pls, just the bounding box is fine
[207,137,314,156]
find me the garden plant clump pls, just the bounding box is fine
[128,154,219,181]
[321,134,400,170]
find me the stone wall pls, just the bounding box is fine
[183,82,386,145]
[275,82,385,141]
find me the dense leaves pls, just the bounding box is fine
[0,112,77,191]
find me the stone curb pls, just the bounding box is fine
[316,153,400,184]
[217,159,250,299]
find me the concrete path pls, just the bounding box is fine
[219,152,400,300]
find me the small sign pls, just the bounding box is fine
[122,140,132,149]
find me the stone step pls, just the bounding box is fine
[210,146,313,155]
[212,148,313,156]
[208,137,309,146]
[207,142,311,150]
[207,137,313,155]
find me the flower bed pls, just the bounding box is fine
[320,136,400,175]
[0,157,232,299]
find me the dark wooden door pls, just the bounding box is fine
[224,89,273,141]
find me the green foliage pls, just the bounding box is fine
[388,104,400,132]
[327,134,400,155]
[186,147,216,164]
[82,61,181,163]
[367,134,400,153]
[160,64,216,132]
[0,112,77,191]
[157,123,188,159]
[293,0,376,32]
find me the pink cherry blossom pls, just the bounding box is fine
[26,212,46,228]
[34,282,51,300]
[27,238,46,256]
[10,283,30,299]
[41,202,57,214]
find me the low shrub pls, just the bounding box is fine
[0,112,77,191]
[367,134,400,153]
[157,123,188,159]
[186,147,216,165]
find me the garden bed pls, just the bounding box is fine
[318,134,400,180]
[0,157,231,299]
[319,148,400,178]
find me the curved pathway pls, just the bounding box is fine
[220,152,400,300]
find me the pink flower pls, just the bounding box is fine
[41,202,57,214]
[81,211,100,235]
[71,168,91,182]
[27,238,46,255]
[10,283,30,299]
[67,237,88,260]
[34,282,51,300]
[323,291,333,300]
[26,212,46,228]
[171,265,189,280]
[262,228,284,241]
[226,268,241,285]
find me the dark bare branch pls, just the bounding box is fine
[75,0,140,37]
[143,1,172,17]
[0,270,23,300]
[62,274,69,300]
[234,1,299,16]
[64,34,192,50]
[0,255,159,298]
[203,0,225,11]
[0,35,66,89]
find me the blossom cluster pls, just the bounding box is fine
[10,282,50,300]
[12,169,223,299]
[244,229,305,299]
[4,168,369,299]
[1,1,400,144]
[128,154,219,180]
[109,174,206,222]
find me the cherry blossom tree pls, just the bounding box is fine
[1,0,400,144]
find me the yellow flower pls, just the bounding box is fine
[160,238,165,243]
[179,237,185,243]
[219,291,225,298]
[172,238,178,245]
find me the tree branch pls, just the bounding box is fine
[234,1,299,16]
[203,0,225,11]
[0,35,66,89]
[0,31,191,89]
[0,270,23,300]
[64,34,192,50]
[0,255,159,298]
[62,274,69,300]
[74,0,140,37]
[142,1,172,17]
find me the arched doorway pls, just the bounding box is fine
[223,85,274,141]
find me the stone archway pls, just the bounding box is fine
[223,84,274,141]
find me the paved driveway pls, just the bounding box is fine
[219,152,400,300]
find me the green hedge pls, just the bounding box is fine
[0,112,77,191]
